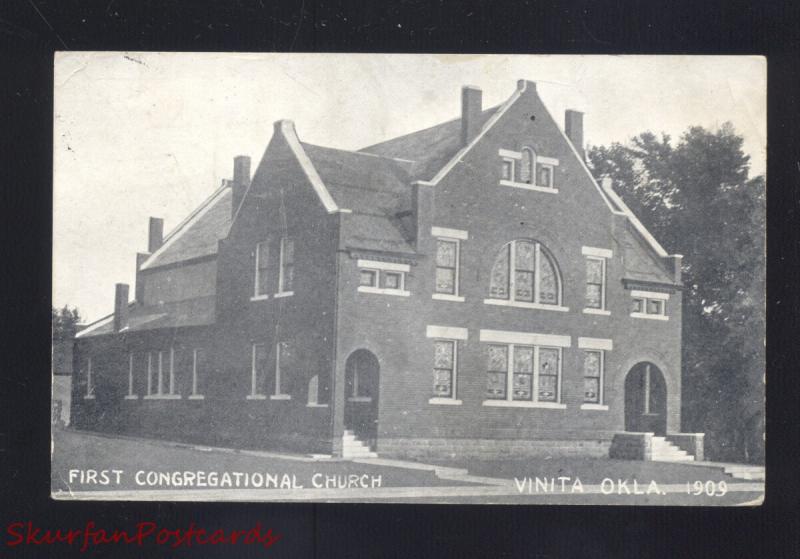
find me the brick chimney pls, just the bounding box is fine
[148,217,164,253]
[113,283,130,332]
[461,85,483,146]
[565,110,585,160]
[135,252,150,303]
[232,155,251,217]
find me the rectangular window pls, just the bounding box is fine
[501,158,514,180]
[250,343,267,398]
[126,353,136,398]
[85,357,94,398]
[278,237,294,293]
[647,299,664,315]
[191,349,203,398]
[381,271,403,290]
[632,298,644,313]
[630,291,669,319]
[157,351,165,395]
[360,269,377,287]
[435,239,459,295]
[536,164,554,188]
[585,257,606,309]
[273,342,291,398]
[485,344,561,404]
[583,350,604,404]
[432,340,456,398]
[254,241,269,297]
[147,352,153,395]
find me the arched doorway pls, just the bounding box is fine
[344,350,380,449]
[624,362,667,435]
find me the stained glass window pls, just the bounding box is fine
[489,244,510,299]
[512,346,534,401]
[585,257,604,309]
[486,345,508,399]
[519,149,534,183]
[255,241,270,296]
[489,241,560,305]
[536,164,553,188]
[433,341,455,398]
[435,239,458,294]
[382,272,402,290]
[583,350,602,403]
[538,348,559,402]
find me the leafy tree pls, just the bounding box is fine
[588,123,765,463]
[52,305,82,342]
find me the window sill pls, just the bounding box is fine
[246,394,267,400]
[429,397,462,406]
[482,400,566,409]
[188,395,205,400]
[583,308,611,316]
[484,299,568,312]
[124,395,139,400]
[250,294,270,302]
[270,394,291,400]
[432,293,465,302]
[358,286,410,297]
[306,403,329,408]
[347,396,372,403]
[580,403,609,411]
[144,394,182,400]
[630,312,669,321]
[84,395,96,400]
[499,179,558,194]
[274,291,294,299]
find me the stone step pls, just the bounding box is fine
[343,450,378,458]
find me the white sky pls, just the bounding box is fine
[54,53,766,322]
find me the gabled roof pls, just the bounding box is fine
[140,184,232,270]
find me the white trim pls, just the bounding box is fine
[537,156,560,166]
[250,294,270,301]
[427,83,525,185]
[431,226,469,240]
[75,313,113,338]
[140,184,229,270]
[484,298,569,312]
[429,398,463,406]
[578,337,614,351]
[498,148,522,159]
[630,312,669,321]
[582,246,613,258]
[499,179,559,194]
[582,308,611,316]
[600,178,668,257]
[357,286,410,297]
[631,290,670,300]
[347,396,372,403]
[124,395,138,400]
[143,394,182,400]
[432,293,465,302]
[306,403,329,408]
[246,394,267,400]
[274,291,294,298]
[580,404,609,411]
[479,329,571,348]
[357,259,410,272]
[188,395,205,400]
[426,325,468,340]
[83,395,96,400]
[277,120,339,214]
[482,400,566,409]
[270,394,291,400]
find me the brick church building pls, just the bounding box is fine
[71,79,702,460]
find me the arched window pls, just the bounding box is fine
[519,148,535,184]
[489,240,561,305]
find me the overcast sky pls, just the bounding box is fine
[54,53,766,322]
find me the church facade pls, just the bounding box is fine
[71,80,697,459]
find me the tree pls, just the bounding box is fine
[52,305,82,341]
[588,123,765,463]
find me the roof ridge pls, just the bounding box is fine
[302,141,417,164]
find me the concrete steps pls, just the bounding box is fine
[342,430,377,459]
[651,436,695,462]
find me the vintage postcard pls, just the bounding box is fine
[52,53,765,504]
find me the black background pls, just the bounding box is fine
[1,1,798,557]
